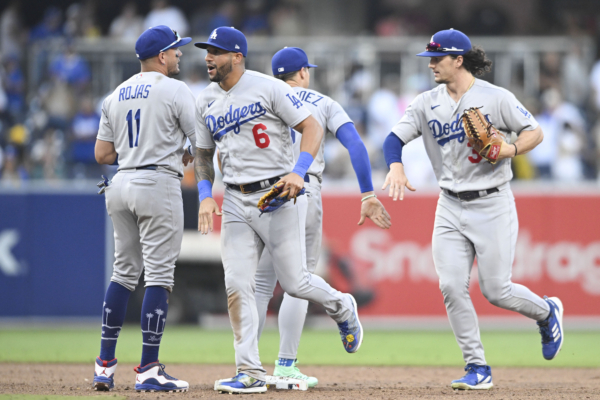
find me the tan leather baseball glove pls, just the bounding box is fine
[461,107,505,164]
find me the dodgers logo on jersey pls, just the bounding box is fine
[429,112,494,147]
[206,102,267,141]
[516,105,531,119]
[428,114,466,146]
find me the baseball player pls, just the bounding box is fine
[253,47,391,388]
[193,27,363,395]
[92,25,194,392]
[382,29,564,390]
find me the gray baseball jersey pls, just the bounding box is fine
[290,88,352,180]
[99,69,193,370]
[97,71,196,176]
[195,70,355,382]
[195,70,311,185]
[391,79,538,192]
[394,78,549,367]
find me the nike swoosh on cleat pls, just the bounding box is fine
[208,100,215,108]
[431,105,440,110]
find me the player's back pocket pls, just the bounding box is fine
[130,177,157,185]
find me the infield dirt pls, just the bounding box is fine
[1,364,599,399]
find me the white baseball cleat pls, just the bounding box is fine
[214,373,267,394]
[134,362,189,392]
[93,357,118,391]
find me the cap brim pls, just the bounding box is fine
[308,63,318,68]
[171,37,192,49]
[416,50,449,57]
[194,42,243,54]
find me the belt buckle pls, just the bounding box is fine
[240,184,251,194]
[461,191,476,201]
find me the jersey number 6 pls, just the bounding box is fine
[253,123,270,149]
[126,109,141,148]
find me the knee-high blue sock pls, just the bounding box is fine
[140,286,169,367]
[99,282,131,361]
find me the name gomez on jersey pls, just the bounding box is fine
[195,70,312,186]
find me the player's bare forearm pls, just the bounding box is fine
[194,147,216,184]
[94,139,117,164]
[499,126,543,160]
[294,115,323,158]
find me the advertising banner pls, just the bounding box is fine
[321,191,600,317]
[0,192,107,317]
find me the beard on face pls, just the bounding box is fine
[209,59,233,83]
[166,53,180,78]
[167,64,180,78]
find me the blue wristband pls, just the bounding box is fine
[292,151,314,178]
[197,180,213,203]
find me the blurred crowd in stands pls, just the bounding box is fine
[1,0,600,187]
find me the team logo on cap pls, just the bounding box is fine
[210,29,218,40]
[235,44,240,49]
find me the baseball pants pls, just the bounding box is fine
[221,184,351,381]
[432,183,550,366]
[255,176,323,359]
[105,169,184,292]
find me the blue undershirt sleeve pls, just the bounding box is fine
[336,122,374,193]
[383,132,404,168]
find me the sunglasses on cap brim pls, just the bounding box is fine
[425,42,465,53]
[160,29,181,52]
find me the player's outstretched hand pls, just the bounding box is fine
[279,173,305,199]
[182,151,194,167]
[382,162,415,201]
[358,196,391,229]
[198,197,222,235]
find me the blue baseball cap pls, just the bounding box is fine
[271,47,317,75]
[416,29,472,57]
[195,27,248,57]
[135,25,192,60]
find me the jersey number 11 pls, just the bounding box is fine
[126,109,141,148]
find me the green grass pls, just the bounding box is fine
[0,327,598,367]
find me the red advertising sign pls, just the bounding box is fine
[321,191,600,317]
